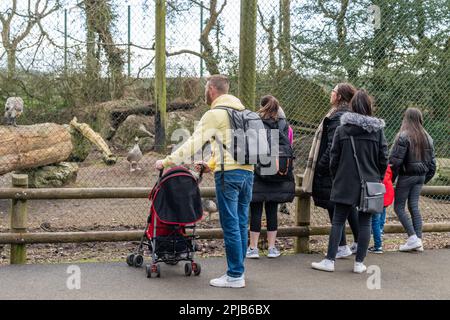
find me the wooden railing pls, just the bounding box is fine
[1,174,449,264]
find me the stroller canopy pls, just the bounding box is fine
[151,167,203,225]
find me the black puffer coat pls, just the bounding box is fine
[312,108,350,208]
[389,132,436,184]
[251,116,295,204]
[330,112,389,206]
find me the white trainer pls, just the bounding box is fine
[267,247,281,258]
[311,259,335,272]
[354,262,367,274]
[246,247,260,259]
[399,235,422,252]
[336,245,353,259]
[350,243,358,254]
[210,274,246,288]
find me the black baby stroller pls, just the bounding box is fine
[126,166,204,278]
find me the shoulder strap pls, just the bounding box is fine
[350,136,365,184]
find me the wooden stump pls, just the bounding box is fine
[0,124,73,175]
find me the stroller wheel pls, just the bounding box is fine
[133,255,144,268]
[126,254,135,267]
[192,262,201,276]
[146,265,152,278]
[184,263,192,277]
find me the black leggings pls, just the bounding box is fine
[326,202,359,246]
[250,202,278,232]
[326,203,371,263]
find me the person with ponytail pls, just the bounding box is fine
[310,83,360,258]
[312,90,388,274]
[247,95,295,259]
[389,108,436,252]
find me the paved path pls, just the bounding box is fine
[0,250,449,300]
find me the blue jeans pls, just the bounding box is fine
[215,170,254,278]
[371,208,387,248]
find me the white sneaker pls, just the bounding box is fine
[399,235,422,252]
[246,247,260,259]
[336,245,353,259]
[267,247,281,258]
[210,274,245,288]
[353,262,367,274]
[350,243,358,254]
[311,259,335,272]
[414,246,424,252]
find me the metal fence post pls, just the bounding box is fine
[200,1,204,78]
[10,174,29,264]
[295,175,311,254]
[128,5,131,77]
[64,8,68,76]
[239,0,257,110]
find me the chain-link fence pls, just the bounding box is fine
[0,0,449,235]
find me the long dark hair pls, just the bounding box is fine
[259,95,280,120]
[398,108,429,160]
[350,90,373,116]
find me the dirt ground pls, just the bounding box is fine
[1,151,449,265]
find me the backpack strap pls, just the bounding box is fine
[350,136,365,185]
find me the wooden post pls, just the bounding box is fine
[295,175,311,253]
[238,0,257,110]
[10,174,28,264]
[154,0,167,153]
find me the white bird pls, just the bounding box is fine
[4,97,24,126]
[127,137,143,172]
[202,199,218,221]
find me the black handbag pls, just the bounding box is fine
[350,136,386,214]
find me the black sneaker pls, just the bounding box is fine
[368,247,384,254]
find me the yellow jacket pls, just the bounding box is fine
[162,94,254,173]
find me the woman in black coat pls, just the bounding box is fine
[312,83,359,258]
[312,90,388,274]
[390,108,436,252]
[247,96,295,259]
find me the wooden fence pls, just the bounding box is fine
[1,174,449,264]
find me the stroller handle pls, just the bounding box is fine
[157,164,206,182]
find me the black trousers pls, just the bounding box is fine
[326,203,371,263]
[325,201,359,246]
[250,202,278,232]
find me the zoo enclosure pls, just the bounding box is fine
[0,1,449,237]
[1,174,449,264]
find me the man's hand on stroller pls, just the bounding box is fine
[155,160,165,171]
[195,161,211,174]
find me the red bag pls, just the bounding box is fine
[383,165,395,207]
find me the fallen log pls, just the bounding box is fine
[0,123,73,175]
[70,117,117,165]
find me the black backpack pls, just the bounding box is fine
[254,118,294,181]
[215,106,269,166]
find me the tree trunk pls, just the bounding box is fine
[280,0,292,71]
[239,0,257,110]
[84,13,101,103]
[0,124,73,175]
[83,0,125,100]
[7,48,16,79]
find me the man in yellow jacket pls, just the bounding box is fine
[156,75,254,288]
